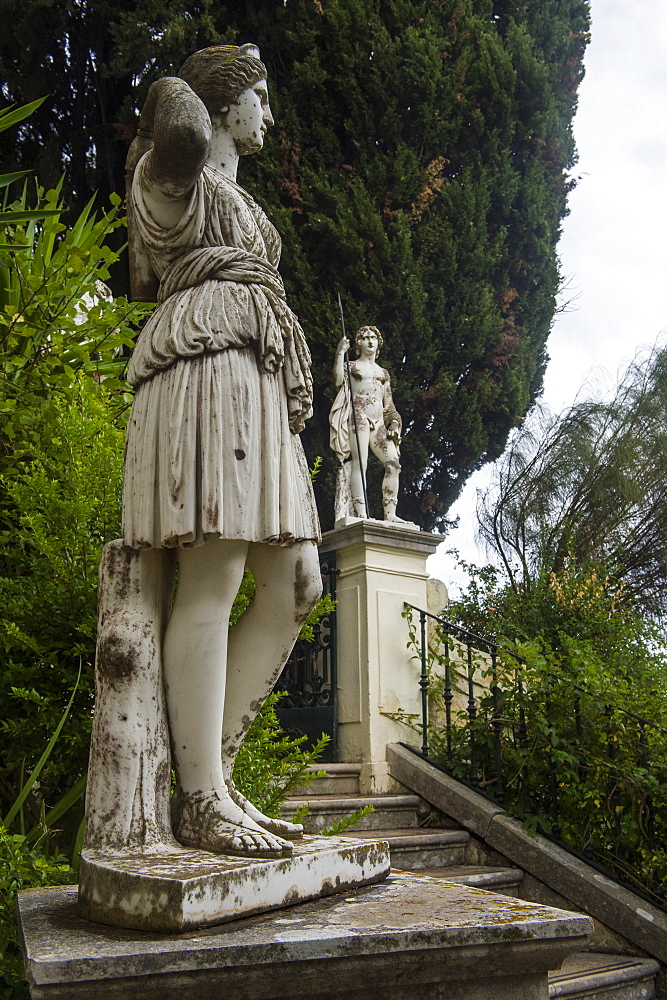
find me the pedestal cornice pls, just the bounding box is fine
[321,519,442,556]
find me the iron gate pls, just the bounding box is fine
[273,550,337,762]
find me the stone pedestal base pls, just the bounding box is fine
[19,872,592,999]
[77,834,389,932]
[321,521,441,793]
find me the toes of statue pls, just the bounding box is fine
[172,788,293,858]
[226,779,304,840]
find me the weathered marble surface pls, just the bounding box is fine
[78,835,389,932]
[330,326,408,524]
[85,541,176,854]
[19,871,592,999]
[321,521,441,794]
[83,45,333,918]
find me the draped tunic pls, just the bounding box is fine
[122,155,320,549]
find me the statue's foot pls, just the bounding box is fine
[226,778,304,840]
[385,513,409,523]
[172,788,293,859]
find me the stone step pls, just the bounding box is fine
[548,952,660,999]
[282,792,429,833]
[417,864,524,896]
[293,763,361,797]
[342,827,470,869]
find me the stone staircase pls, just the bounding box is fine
[283,763,661,1000]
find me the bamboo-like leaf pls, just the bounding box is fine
[0,96,47,132]
[0,209,60,222]
[69,192,97,245]
[2,662,82,829]
[24,773,87,845]
[39,178,66,264]
[0,170,32,188]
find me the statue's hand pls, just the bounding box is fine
[387,421,402,445]
[336,336,350,356]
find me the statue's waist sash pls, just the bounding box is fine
[157,246,286,305]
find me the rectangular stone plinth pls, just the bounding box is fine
[320,522,441,793]
[19,872,592,999]
[78,834,390,932]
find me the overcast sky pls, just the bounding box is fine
[427,0,667,592]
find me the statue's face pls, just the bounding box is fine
[224,79,274,155]
[357,330,379,357]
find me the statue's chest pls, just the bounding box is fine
[351,366,387,396]
[202,179,280,265]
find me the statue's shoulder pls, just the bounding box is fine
[207,170,281,263]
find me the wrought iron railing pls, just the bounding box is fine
[403,603,667,907]
[273,552,337,761]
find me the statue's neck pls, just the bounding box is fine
[206,130,239,182]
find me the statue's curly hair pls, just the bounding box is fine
[178,44,267,114]
[355,325,384,355]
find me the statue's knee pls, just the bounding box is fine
[294,553,323,617]
[304,571,323,615]
[386,458,401,474]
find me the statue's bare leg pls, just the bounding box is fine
[371,434,405,521]
[221,541,322,837]
[350,423,370,517]
[162,537,292,858]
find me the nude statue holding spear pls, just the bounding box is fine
[329,315,405,523]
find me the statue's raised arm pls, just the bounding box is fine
[133,78,211,218]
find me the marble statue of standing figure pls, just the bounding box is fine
[330,325,404,522]
[116,44,321,859]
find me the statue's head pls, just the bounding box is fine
[355,325,383,356]
[178,44,267,115]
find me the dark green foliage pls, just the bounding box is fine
[0,183,150,832]
[0,380,124,832]
[435,645,667,901]
[0,169,149,821]
[452,559,667,725]
[422,556,667,896]
[0,0,590,528]
[233,692,328,820]
[0,828,75,987]
[403,587,667,901]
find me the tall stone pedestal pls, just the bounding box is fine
[321,521,440,794]
[18,872,592,999]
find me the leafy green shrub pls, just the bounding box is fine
[233,692,328,819]
[452,556,667,723]
[402,561,667,901]
[0,155,150,831]
[0,185,150,476]
[0,378,125,833]
[0,827,75,988]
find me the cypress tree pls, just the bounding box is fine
[0,0,589,529]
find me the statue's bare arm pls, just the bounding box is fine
[333,337,349,390]
[383,378,402,444]
[130,77,212,229]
